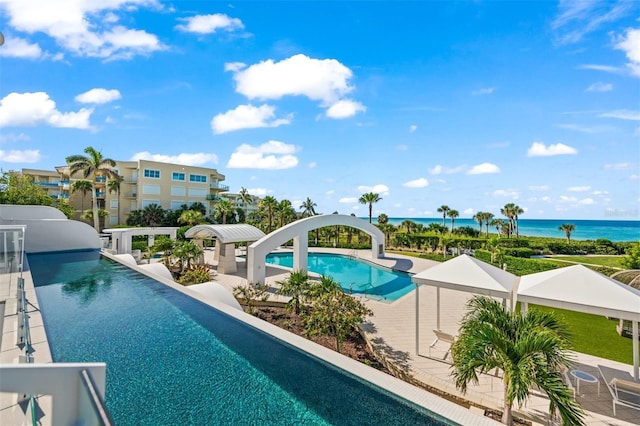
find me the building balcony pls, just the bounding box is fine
[96,191,105,198]
[209,182,229,191]
[95,176,107,183]
[124,192,137,198]
[206,194,222,201]
[36,182,59,188]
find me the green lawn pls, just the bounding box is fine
[530,304,633,364]
[549,255,624,268]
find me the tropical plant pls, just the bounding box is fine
[447,209,459,233]
[177,265,212,285]
[142,203,165,226]
[260,195,278,232]
[621,241,640,269]
[277,199,296,227]
[491,218,506,238]
[66,146,119,230]
[82,208,109,223]
[377,213,388,224]
[451,296,584,425]
[483,212,495,237]
[107,175,123,226]
[172,240,203,273]
[190,201,207,216]
[305,291,373,353]
[239,187,253,221]
[558,223,576,243]
[71,179,93,216]
[473,212,484,233]
[300,197,317,217]
[233,283,271,315]
[214,199,235,224]
[178,209,204,226]
[276,270,311,315]
[401,219,416,234]
[359,192,382,223]
[0,171,54,206]
[55,198,75,218]
[308,275,342,299]
[437,205,450,227]
[126,209,143,226]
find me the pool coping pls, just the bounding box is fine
[103,250,499,425]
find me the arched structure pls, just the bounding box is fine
[247,214,385,284]
[185,224,265,274]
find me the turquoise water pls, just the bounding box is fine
[28,250,451,426]
[266,253,414,302]
[381,218,639,242]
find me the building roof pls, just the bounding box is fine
[185,224,265,243]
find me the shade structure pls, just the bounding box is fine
[517,264,640,380]
[411,254,518,355]
[184,224,265,243]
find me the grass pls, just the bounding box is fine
[531,304,633,364]
[549,255,624,268]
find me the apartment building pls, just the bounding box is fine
[23,159,230,226]
[221,192,261,217]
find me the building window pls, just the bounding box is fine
[189,174,207,183]
[188,188,207,197]
[142,199,161,208]
[171,201,186,210]
[110,215,118,225]
[171,186,186,196]
[143,169,160,179]
[142,184,161,195]
[110,200,118,209]
[172,172,185,181]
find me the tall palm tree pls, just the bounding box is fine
[473,212,484,234]
[276,270,311,315]
[215,199,235,224]
[447,209,459,233]
[300,197,317,217]
[501,203,516,238]
[558,223,576,243]
[66,147,118,230]
[483,212,495,237]
[260,195,278,232]
[71,179,92,218]
[437,205,450,227]
[513,205,524,238]
[359,192,381,223]
[401,219,415,234]
[107,175,123,226]
[277,199,295,227]
[238,187,253,222]
[451,296,584,425]
[490,218,505,238]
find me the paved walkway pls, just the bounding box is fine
[210,248,640,425]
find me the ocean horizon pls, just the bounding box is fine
[374,218,639,242]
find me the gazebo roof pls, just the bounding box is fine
[412,254,517,298]
[185,224,265,244]
[517,264,640,321]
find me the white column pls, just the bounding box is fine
[436,286,441,331]
[293,233,308,272]
[415,283,420,355]
[633,320,639,381]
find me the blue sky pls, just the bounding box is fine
[0,1,638,220]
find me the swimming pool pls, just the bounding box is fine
[27,250,453,425]
[266,252,415,302]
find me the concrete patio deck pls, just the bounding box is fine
[210,247,639,425]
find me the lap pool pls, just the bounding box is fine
[27,250,454,425]
[266,253,414,302]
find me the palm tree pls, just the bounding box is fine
[473,212,484,234]
[142,203,165,226]
[300,197,317,217]
[66,146,118,231]
[277,199,295,227]
[401,219,415,234]
[451,296,584,425]
[71,179,92,218]
[107,175,123,226]
[214,199,235,224]
[490,218,505,238]
[238,187,253,222]
[178,209,203,226]
[447,209,459,233]
[483,212,495,237]
[260,196,278,232]
[437,205,450,227]
[276,270,311,315]
[359,192,382,223]
[514,205,524,238]
[377,213,388,224]
[558,223,576,243]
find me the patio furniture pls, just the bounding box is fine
[598,366,640,416]
[561,368,576,399]
[428,329,457,360]
[570,369,600,396]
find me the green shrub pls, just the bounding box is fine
[474,249,492,263]
[177,265,212,285]
[502,247,534,258]
[132,240,148,251]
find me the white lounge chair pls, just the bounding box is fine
[598,366,640,416]
[429,329,457,360]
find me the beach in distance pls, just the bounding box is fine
[376,218,640,243]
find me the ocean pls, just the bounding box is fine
[379,218,639,242]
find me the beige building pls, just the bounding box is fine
[23,159,230,226]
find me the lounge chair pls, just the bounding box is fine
[598,366,640,416]
[428,329,457,360]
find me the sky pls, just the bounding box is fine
[0,0,639,221]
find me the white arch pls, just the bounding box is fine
[247,214,385,284]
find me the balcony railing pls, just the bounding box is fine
[124,192,137,198]
[206,194,222,201]
[35,182,59,188]
[209,182,229,191]
[95,177,107,183]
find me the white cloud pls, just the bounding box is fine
[175,14,244,34]
[325,99,366,119]
[599,109,640,121]
[0,36,42,58]
[227,140,299,169]
[229,54,362,114]
[614,28,640,77]
[224,62,246,72]
[246,187,270,196]
[211,104,291,134]
[527,141,577,157]
[604,162,634,170]
[0,149,41,163]
[471,87,495,96]
[409,125,417,133]
[339,197,358,203]
[0,132,30,143]
[429,164,466,175]
[592,190,609,196]
[402,178,428,188]
[586,82,612,92]
[357,184,389,196]
[579,198,595,205]
[467,162,500,175]
[551,0,634,44]
[568,185,591,192]
[529,185,550,191]
[556,123,610,133]
[0,92,93,129]
[326,190,335,196]
[0,0,166,60]
[492,189,519,199]
[577,64,625,73]
[75,88,121,104]
[463,208,474,215]
[130,151,218,166]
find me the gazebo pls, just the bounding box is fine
[184,224,265,274]
[517,265,640,380]
[411,254,519,355]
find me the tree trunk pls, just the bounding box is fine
[92,183,99,231]
[502,382,512,424]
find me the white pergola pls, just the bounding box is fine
[102,227,178,255]
[517,265,640,380]
[411,254,518,355]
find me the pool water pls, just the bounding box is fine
[266,253,415,302]
[28,250,451,426]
